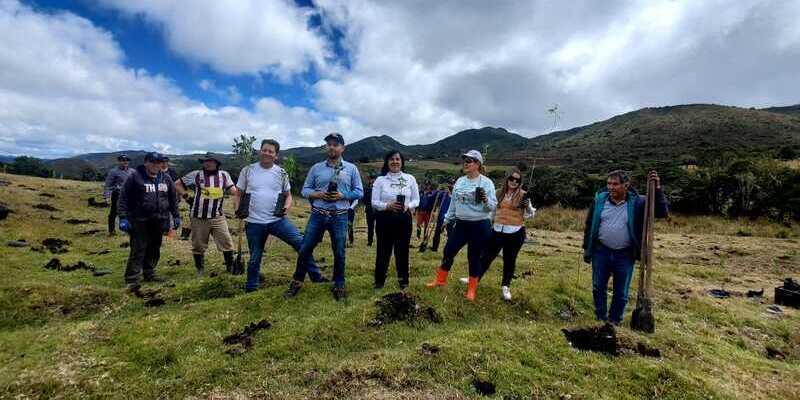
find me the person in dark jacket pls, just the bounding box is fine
[103,154,135,235]
[363,172,377,246]
[430,178,454,252]
[582,170,668,325]
[118,152,180,291]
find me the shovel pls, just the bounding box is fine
[631,177,656,333]
[231,219,245,275]
[419,192,443,253]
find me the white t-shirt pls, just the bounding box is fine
[236,162,290,224]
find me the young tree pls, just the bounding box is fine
[232,134,257,165]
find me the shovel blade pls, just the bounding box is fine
[232,253,245,275]
[419,242,428,252]
[630,298,655,333]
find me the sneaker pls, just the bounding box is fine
[459,277,469,285]
[283,280,303,299]
[501,286,512,302]
[332,286,347,301]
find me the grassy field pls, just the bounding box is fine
[1,172,799,399]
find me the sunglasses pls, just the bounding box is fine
[508,176,521,183]
[463,158,477,164]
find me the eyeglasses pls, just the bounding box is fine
[463,158,476,164]
[508,176,521,183]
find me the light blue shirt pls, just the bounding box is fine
[598,198,631,249]
[301,159,364,211]
[444,174,497,222]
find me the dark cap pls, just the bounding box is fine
[117,154,130,161]
[198,152,221,165]
[324,132,345,145]
[143,152,164,163]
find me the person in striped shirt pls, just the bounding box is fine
[176,153,238,276]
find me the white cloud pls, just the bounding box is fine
[0,0,351,158]
[98,0,330,79]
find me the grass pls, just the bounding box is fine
[0,172,799,399]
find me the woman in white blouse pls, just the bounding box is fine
[370,150,420,289]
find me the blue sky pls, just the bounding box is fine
[0,0,798,158]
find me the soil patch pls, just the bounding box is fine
[79,229,103,236]
[39,193,55,198]
[746,289,764,298]
[33,203,60,212]
[766,346,786,360]
[0,203,10,220]
[130,287,167,307]
[709,289,731,299]
[369,292,442,327]
[92,269,112,277]
[472,378,496,396]
[419,342,440,356]
[41,238,70,254]
[88,249,111,255]
[65,218,96,225]
[7,239,29,247]
[87,198,108,208]
[223,319,272,356]
[562,324,663,358]
[43,258,95,272]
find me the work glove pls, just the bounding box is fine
[119,219,131,232]
[173,216,181,230]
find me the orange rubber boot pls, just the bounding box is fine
[425,267,449,288]
[465,276,479,301]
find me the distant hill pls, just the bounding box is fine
[507,104,800,170]
[9,103,800,179]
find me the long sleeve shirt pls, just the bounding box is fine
[103,167,135,199]
[444,174,497,222]
[371,172,420,212]
[301,159,364,212]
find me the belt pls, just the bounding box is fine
[312,207,349,217]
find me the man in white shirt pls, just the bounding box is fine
[234,139,328,292]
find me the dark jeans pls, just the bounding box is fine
[366,209,375,245]
[480,227,526,286]
[591,243,635,324]
[294,212,348,287]
[440,219,492,277]
[245,218,325,291]
[108,190,120,233]
[124,218,167,284]
[430,219,451,252]
[374,211,412,286]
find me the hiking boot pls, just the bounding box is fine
[283,280,303,299]
[143,275,167,283]
[126,283,141,293]
[193,254,205,277]
[332,286,347,301]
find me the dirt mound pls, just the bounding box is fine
[88,249,111,255]
[65,218,96,225]
[7,239,29,247]
[87,198,108,208]
[419,342,440,356]
[79,229,103,236]
[130,287,167,307]
[369,292,443,327]
[472,378,496,396]
[223,319,272,356]
[42,238,70,254]
[0,203,11,220]
[39,193,55,198]
[562,324,662,358]
[33,203,60,212]
[43,258,95,272]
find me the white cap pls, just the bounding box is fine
[462,150,483,164]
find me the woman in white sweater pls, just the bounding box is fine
[370,150,420,289]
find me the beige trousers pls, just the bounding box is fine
[191,215,234,255]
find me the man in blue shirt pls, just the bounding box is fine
[285,133,364,301]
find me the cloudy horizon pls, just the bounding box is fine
[1,0,798,158]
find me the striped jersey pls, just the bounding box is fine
[181,169,234,219]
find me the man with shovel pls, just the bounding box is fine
[175,153,237,276]
[582,170,668,326]
[234,139,329,293]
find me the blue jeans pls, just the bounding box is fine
[245,218,324,291]
[591,243,635,324]
[294,212,348,287]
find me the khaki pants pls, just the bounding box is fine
[191,215,235,255]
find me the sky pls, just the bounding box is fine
[0,0,798,159]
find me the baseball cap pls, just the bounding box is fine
[462,150,483,164]
[324,133,345,145]
[117,154,130,161]
[143,152,163,163]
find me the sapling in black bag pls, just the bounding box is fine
[235,166,251,219]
